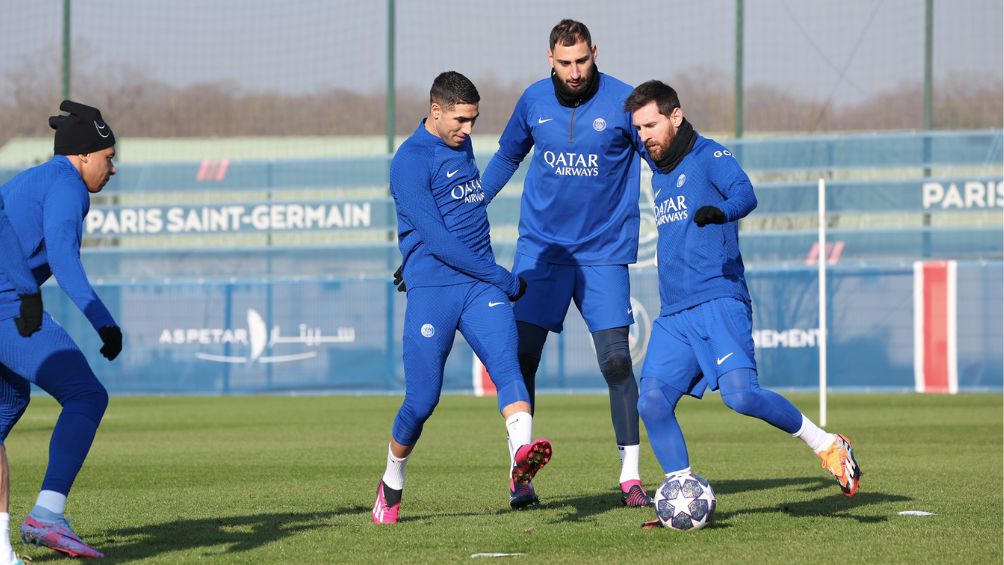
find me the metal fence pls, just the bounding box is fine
[1,0,1001,163]
[1,2,1001,394]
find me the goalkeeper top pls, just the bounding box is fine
[0,156,117,329]
[646,134,757,316]
[480,72,643,266]
[391,121,520,296]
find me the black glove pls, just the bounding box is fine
[14,292,43,337]
[508,277,527,302]
[98,326,122,361]
[392,264,407,292]
[693,206,727,227]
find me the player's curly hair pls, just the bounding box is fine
[624,80,682,117]
[549,19,592,50]
[430,71,480,111]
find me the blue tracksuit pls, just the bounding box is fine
[395,123,520,296]
[390,122,528,445]
[642,133,759,391]
[481,73,643,265]
[0,155,111,495]
[481,73,643,333]
[0,156,115,330]
[638,134,802,473]
[646,136,756,317]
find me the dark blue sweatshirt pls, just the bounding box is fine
[0,199,38,297]
[645,135,757,316]
[392,121,519,296]
[481,73,643,265]
[0,156,116,330]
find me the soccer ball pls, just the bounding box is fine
[654,472,716,530]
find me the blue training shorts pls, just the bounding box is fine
[640,297,757,398]
[511,254,633,333]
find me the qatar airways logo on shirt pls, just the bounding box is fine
[451,178,485,204]
[542,151,599,177]
[653,194,688,225]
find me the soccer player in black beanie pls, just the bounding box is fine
[49,100,117,191]
[0,100,122,559]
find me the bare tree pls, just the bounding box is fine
[0,57,999,148]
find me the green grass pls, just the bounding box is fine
[6,393,1001,563]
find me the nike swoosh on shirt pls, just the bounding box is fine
[446,169,460,178]
[488,301,505,307]
[716,352,734,365]
[537,117,553,124]
[653,188,662,199]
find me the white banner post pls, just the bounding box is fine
[817,178,828,427]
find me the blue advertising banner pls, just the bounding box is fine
[11,130,1001,396]
[43,262,1002,395]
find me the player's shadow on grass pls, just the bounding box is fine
[25,509,357,563]
[545,476,825,524]
[711,476,911,526]
[541,491,653,524]
[712,476,839,497]
[547,476,905,526]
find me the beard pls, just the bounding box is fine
[646,140,667,161]
[554,68,593,100]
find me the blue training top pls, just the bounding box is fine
[0,199,38,298]
[646,135,757,316]
[392,121,520,297]
[0,155,117,329]
[481,73,643,266]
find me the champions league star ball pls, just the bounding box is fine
[654,472,716,530]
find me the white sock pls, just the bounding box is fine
[381,444,409,491]
[617,444,641,484]
[666,466,691,478]
[793,414,836,453]
[0,513,16,565]
[505,411,533,469]
[35,490,66,515]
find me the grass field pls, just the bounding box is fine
[5,392,1001,563]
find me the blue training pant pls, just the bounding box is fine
[392,281,529,446]
[0,313,109,495]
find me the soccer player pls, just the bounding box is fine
[0,100,123,558]
[372,72,551,525]
[479,19,651,509]
[623,81,862,527]
[0,202,43,565]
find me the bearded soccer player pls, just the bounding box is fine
[624,81,862,528]
[0,100,122,558]
[372,72,551,524]
[477,19,650,509]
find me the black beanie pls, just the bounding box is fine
[49,100,116,156]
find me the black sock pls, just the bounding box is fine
[383,484,403,506]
